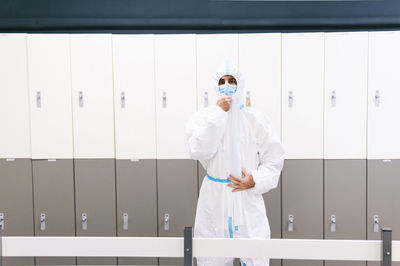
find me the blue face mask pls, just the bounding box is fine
[219,83,237,96]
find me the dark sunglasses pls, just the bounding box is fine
[218,77,237,86]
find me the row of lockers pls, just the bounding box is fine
[1,31,400,160]
[1,158,399,266]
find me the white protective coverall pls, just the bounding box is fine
[185,61,285,266]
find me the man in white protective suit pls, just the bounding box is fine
[185,60,285,266]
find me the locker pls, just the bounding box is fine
[282,33,324,159]
[324,160,366,266]
[116,159,158,265]
[367,159,400,266]
[282,160,323,266]
[367,31,400,159]
[154,34,197,159]
[0,34,31,159]
[157,159,198,265]
[196,34,238,110]
[70,34,115,159]
[0,34,33,266]
[75,159,117,265]
[27,34,74,159]
[112,34,156,160]
[263,179,282,266]
[0,159,34,266]
[32,159,76,265]
[324,32,368,159]
[238,33,282,135]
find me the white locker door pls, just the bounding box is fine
[282,33,324,159]
[0,34,31,158]
[27,34,74,159]
[70,34,115,159]
[112,34,156,160]
[324,32,368,159]
[238,33,282,137]
[155,35,197,159]
[196,34,238,110]
[368,31,400,159]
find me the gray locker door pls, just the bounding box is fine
[158,159,198,265]
[32,159,76,265]
[75,159,117,265]
[324,160,366,266]
[198,161,206,194]
[116,159,158,265]
[0,158,34,266]
[263,178,282,266]
[282,160,323,266]
[367,159,400,266]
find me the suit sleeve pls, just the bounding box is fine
[185,106,228,161]
[250,114,285,195]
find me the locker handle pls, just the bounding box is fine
[288,214,294,232]
[246,91,251,107]
[288,91,293,108]
[123,213,128,230]
[36,91,41,108]
[164,213,170,231]
[374,215,379,233]
[79,91,84,108]
[40,213,46,231]
[0,213,4,230]
[375,90,380,107]
[331,90,336,108]
[121,91,126,109]
[82,213,87,231]
[162,92,167,108]
[330,215,336,233]
[204,92,208,108]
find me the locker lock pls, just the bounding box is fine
[246,91,251,107]
[123,213,129,231]
[288,91,294,108]
[375,90,380,107]
[288,214,294,232]
[331,90,336,108]
[162,92,167,108]
[0,213,4,230]
[121,91,126,109]
[40,213,46,231]
[204,92,208,108]
[82,213,88,231]
[164,213,170,231]
[330,215,336,233]
[36,91,41,108]
[374,215,380,233]
[79,91,84,108]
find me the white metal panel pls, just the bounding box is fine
[70,34,115,159]
[0,34,31,158]
[112,34,156,159]
[3,236,398,262]
[238,33,282,138]
[196,34,238,110]
[367,31,400,159]
[282,33,324,159]
[324,32,368,159]
[27,34,74,159]
[155,35,197,159]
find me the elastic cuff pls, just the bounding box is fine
[251,170,265,195]
[207,106,228,123]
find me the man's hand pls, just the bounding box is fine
[217,95,232,112]
[227,169,255,192]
